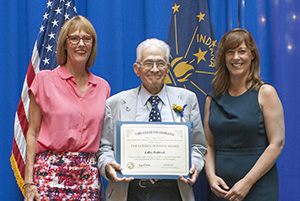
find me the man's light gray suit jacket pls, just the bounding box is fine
[97,85,207,201]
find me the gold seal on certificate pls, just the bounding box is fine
[116,121,191,179]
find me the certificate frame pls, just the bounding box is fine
[116,121,191,179]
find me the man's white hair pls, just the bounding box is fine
[136,38,170,63]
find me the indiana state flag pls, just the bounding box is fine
[166,0,217,119]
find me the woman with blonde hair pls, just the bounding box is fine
[23,15,110,201]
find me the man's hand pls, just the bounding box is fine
[179,164,198,185]
[105,161,134,182]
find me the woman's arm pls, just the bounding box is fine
[24,93,42,201]
[204,96,229,198]
[224,84,285,201]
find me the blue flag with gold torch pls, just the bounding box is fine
[165,0,217,120]
[166,1,217,200]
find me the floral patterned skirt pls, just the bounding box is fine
[33,151,102,201]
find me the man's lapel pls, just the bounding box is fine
[120,87,140,121]
[166,86,186,122]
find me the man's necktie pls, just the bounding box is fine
[148,95,161,183]
[148,96,161,122]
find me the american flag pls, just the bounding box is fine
[10,0,77,194]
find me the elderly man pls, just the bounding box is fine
[97,38,207,201]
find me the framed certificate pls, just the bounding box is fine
[116,121,191,179]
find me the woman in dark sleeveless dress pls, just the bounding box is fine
[204,28,285,201]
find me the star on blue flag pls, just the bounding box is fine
[166,0,217,120]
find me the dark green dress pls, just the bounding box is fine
[208,85,278,201]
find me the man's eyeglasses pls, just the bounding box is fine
[137,61,167,70]
[67,35,94,45]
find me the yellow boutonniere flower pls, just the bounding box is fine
[173,104,187,118]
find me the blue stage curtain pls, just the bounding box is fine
[269,1,300,201]
[2,0,299,200]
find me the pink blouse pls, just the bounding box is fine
[30,66,110,154]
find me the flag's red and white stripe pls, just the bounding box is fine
[11,43,40,193]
